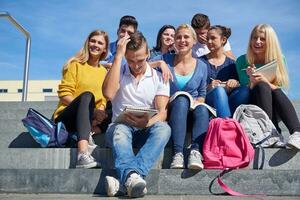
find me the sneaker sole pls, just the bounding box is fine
[286,142,300,150]
[170,165,184,169]
[76,162,99,169]
[128,182,146,198]
[188,163,204,170]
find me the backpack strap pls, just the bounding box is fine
[211,169,265,197]
[55,122,65,148]
[253,145,265,170]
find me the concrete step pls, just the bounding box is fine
[0,101,58,111]
[1,194,300,200]
[0,101,56,120]
[0,169,300,195]
[0,119,292,149]
[0,148,299,170]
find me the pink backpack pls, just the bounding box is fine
[203,118,256,196]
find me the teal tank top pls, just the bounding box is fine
[175,71,194,90]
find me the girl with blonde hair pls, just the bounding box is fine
[53,30,110,168]
[153,24,209,169]
[236,24,300,149]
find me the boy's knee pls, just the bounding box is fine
[153,121,171,138]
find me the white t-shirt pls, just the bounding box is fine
[111,63,170,122]
[192,40,232,58]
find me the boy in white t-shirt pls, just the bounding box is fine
[102,31,171,198]
[191,13,235,59]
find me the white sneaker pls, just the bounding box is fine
[125,173,147,198]
[170,152,184,169]
[76,152,101,168]
[105,176,126,197]
[286,131,300,150]
[187,149,204,170]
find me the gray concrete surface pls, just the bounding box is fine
[0,194,300,200]
[0,147,299,169]
[0,169,300,195]
[1,101,300,196]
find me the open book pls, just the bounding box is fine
[253,60,277,81]
[114,106,158,123]
[169,91,217,117]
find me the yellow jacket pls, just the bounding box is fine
[53,61,107,120]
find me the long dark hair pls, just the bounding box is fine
[153,24,175,51]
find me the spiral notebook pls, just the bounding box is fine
[114,106,158,123]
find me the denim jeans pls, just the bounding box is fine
[206,85,249,118]
[168,95,209,154]
[105,121,171,185]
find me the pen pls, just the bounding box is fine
[210,78,226,84]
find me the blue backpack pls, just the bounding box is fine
[22,108,69,147]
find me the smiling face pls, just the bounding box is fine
[175,28,196,54]
[206,29,226,52]
[88,35,107,58]
[125,44,148,76]
[160,28,175,49]
[251,30,266,56]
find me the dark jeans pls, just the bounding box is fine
[168,95,209,154]
[206,85,249,118]
[250,82,300,134]
[55,91,95,141]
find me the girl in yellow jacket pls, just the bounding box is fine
[53,30,109,168]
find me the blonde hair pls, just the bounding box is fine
[175,24,197,42]
[246,24,289,88]
[63,30,109,70]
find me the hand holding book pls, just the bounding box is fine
[122,112,149,128]
[114,106,158,126]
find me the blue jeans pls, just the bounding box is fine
[168,95,209,154]
[105,121,171,185]
[206,86,249,118]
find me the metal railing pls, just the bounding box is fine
[0,11,31,101]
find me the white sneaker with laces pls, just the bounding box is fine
[76,152,101,168]
[105,176,126,197]
[170,152,184,169]
[287,131,300,150]
[125,173,147,198]
[187,149,204,170]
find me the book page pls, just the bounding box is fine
[192,102,217,117]
[254,60,277,81]
[169,91,193,103]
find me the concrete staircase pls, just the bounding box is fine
[0,101,300,196]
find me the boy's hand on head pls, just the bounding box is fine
[116,35,131,57]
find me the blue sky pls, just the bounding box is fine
[1,0,300,99]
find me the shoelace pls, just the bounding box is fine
[125,174,140,187]
[88,154,96,161]
[190,150,201,159]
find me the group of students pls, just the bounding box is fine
[52,13,300,198]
